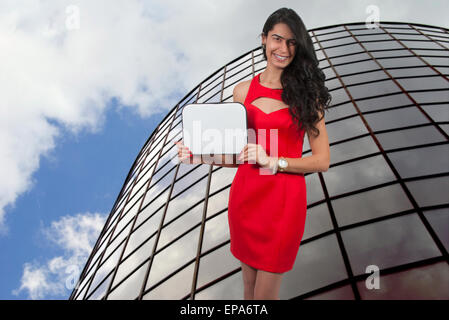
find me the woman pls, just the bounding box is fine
[175,8,331,300]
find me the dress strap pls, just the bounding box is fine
[244,73,283,105]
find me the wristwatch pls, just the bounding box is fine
[277,157,288,172]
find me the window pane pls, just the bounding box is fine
[349,26,385,35]
[322,66,337,82]
[364,106,429,131]
[388,144,449,178]
[334,59,380,76]
[209,167,237,195]
[390,33,426,41]
[314,28,347,40]
[406,176,449,208]
[142,262,195,300]
[195,271,243,300]
[116,235,155,289]
[356,92,411,112]
[370,49,413,59]
[356,261,449,299]
[207,185,230,214]
[363,40,403,51]
[441,124,449,135]
[340,69,388,86]
[325,77,341,91]
[146,226,200,290]
[305,173,325,204]
[413,46,449,56]
[306,284,355,300]
[202,210,230,253]
[314,26,345,36]
[408,90,449,104]
[330,135,379,164]
[324,103,357,122]
[136,188,169,228]
[354,33,391,42]
[158,202,203,249]
[144,167,176,209]
[87,273,113,300]
[323,155,396,196]
[197,243,240,288]
[280,234,348,300]
[341,213,441,276]
[88,241,124,298]
[396,76,448,91]
[422,104,449,122]
[127,207,162,255]
[326,115,368,143]
[332,183,413,227]
[164,186,204,226]
[401,40,444,50]
[302,203,333,241]
[347,79,401,100]
[142,169,176,212]
[107,263,147,300]
[171,165,210,198]
[324,43,364,58]
[319,34,357,48]
[424,208,449,252]
[387,66,438,77]
[331,52,371,65]
[376,125,446,150]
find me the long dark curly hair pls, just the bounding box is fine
[261,8,331,137]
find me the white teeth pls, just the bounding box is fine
[274,54,288,61]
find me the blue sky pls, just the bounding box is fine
[1,0,447,300]
[0,100,167,299]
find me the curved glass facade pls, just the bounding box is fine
[70,21,449,300]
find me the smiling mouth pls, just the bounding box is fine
[273,53,289,61]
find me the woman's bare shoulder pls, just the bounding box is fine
[233,79,251,104]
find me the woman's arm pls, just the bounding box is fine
[264,113,330,174]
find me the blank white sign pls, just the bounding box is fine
[182,103,248,155]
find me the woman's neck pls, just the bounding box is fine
[260,66,284,89]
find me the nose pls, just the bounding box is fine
[279,39,289,54]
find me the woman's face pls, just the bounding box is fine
[262,23,297,69]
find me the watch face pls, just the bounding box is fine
[279,158,287,168]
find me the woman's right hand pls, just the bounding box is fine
[174,139,192,163]
[174,139,193,164]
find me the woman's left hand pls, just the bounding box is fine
[237,143,272,168]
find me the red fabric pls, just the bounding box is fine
[227,73,307,273]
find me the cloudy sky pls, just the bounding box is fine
[0,0,447,300]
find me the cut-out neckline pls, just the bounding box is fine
[250,74,289,115]
[249,103,289,115]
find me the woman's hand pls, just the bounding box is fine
[237,143,273,168]
[174,139,194,164]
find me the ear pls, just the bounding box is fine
[261,32,266,45]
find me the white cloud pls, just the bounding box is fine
[0,0,447,233]
[13,212,106,299]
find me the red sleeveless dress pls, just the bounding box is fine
[227,73,307,273]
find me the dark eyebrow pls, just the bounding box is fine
[272,33,296,42]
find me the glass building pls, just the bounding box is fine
[69,21,449,300]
